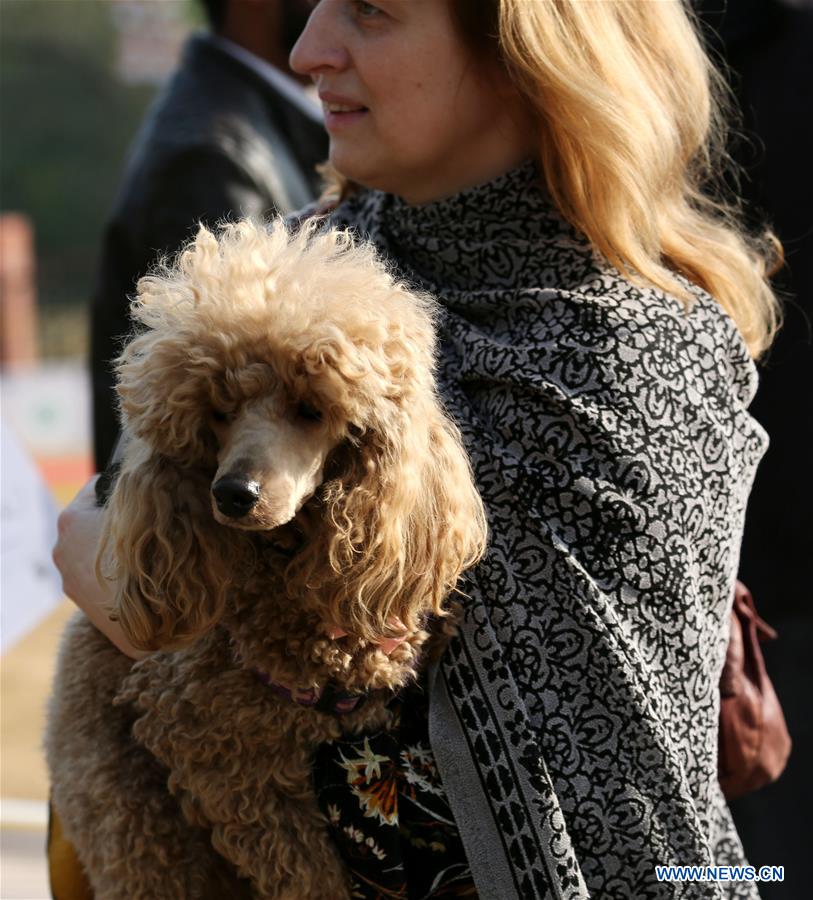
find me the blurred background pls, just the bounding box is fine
[1,0,810,898]
[1,2,199,895]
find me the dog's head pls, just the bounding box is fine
[99,220,487,651]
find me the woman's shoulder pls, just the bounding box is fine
[543,264,759,409]
[281,195,758,411]
[283,193,379,242]
[281,200,333,232]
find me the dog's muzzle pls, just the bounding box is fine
[212,477,261,518]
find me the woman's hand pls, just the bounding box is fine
[53,476,148,661]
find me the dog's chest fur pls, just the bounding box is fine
[112,627,397,891]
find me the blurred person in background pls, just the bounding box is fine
[696,1,813,897]
[90,0,327,472]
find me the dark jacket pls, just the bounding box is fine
[90,34,327,470]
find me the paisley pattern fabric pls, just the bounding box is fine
[325,161,767,899]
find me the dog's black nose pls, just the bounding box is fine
[212,477,261,518]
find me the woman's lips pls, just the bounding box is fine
[322,105,369,130]
[319,92,368,131]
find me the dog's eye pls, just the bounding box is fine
[211,410,231,424]
[296,401,322,423]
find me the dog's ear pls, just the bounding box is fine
[115,326,213,467]
[296,400,488,643]
[114,228,224,468]
[96,439,250,651]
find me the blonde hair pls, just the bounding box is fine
[323,0,781,358]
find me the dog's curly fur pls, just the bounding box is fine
[46,220,487,899]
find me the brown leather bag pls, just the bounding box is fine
[718,580,792,800]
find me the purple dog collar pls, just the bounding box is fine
[251,668,369,716]
[228,616,431,717]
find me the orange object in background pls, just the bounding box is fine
[0,213,39,370]
[36,454,95,507]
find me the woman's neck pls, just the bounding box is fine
[392,106,537,206]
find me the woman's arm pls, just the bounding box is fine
[52,476,149,661]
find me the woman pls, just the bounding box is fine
[55,1,779,897]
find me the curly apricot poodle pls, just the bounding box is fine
[46,219,487,899]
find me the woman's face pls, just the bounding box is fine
[290,0,533,203]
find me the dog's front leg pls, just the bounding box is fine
[201,788,351,900]
[46,614,253,899]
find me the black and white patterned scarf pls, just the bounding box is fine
[329,162,766,899]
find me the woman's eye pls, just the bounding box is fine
[352,0,383,19]
[297,401,323,423]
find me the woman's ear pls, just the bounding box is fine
[96,439,249,651]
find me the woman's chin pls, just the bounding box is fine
[329,146,397,197]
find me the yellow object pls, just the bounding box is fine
[47,801,93,900]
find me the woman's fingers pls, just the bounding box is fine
[52,476,147,660]
[53,476,105,602]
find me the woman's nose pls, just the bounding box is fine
[289,1,349,77]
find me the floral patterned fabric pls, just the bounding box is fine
[312,673,478,900]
